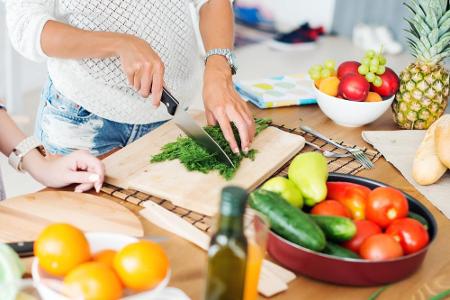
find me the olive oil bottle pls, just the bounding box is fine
[205,186,248,300]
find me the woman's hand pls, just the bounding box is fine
[203,56,256,154]
[23,150,105,193]
[115,34,165,107]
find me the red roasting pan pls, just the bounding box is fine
[267,173,437,286]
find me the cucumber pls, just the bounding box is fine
[322,242,360,259]
[311,215,356,242]
[408,212,429,230]
[249,190,326,251]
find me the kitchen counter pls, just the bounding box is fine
[20,37,450,299]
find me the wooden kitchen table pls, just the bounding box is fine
[22,105,447,300]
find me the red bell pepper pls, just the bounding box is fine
[326,182,371,220]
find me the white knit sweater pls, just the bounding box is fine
[5,0,210,124]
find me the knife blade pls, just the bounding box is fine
[160,88,235,168]
[7,241,34,258]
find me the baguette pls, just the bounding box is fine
[412,118,447,185]
[435,114,450,168]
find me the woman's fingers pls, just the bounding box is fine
[151,62,164,107]
[214,109,240,154]
[226,105,251,153]
[133,67,142,92]
[74,182,96,193]
[139,64,153,98]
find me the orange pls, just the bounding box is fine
[314,78,323,88]
[366,92,383,102]
[113,241,169,291]
[319,76,340,97]
[34,223,91,276]
[64,262,123,300]
[92,249,117,269]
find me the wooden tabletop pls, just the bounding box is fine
[67,105,448,300]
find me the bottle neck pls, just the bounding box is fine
[217,214,244,236]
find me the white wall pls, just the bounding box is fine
[0,3,47,114]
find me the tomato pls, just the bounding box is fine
[386,218,429,254]
[34,223,91,276]
[360,234,404,261]
[327,182,370,220]
[310,200,351,217]
[342,220,382,253]
[64,262,123,300]
[114,241,169,291]
[366,187,409,228]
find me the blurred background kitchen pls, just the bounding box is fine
[0,0,448,197]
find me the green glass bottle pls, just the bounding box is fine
[205,186,248,300]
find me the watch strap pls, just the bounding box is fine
[8,136,46,172]
[204,48,237,75]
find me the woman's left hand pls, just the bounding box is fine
[203,56,256,154]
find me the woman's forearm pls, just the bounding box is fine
[0,109,27,157]
[199,0,234,68]
[41,20,124,59]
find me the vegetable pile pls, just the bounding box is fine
[250,152,431,261]
[151,118,271,180]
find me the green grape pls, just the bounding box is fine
[310,70,321,81]
[373,76,383,87]
[371,57,379,66]
[311,64,323,72]
[379,55,387,65]
[358,64,369,75]
[366,72,375,83]
[370,64,378,73]
[321,68,331,78]
[361,58,371,66]
[376,65,386,75]
[365,50,375,58]
[324,59,336,70]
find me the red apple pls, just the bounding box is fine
[338,73,370,101]
[370,67,400,97]
[337,61,361,79]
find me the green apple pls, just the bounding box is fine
[261,177,303,208]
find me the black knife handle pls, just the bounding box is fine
[161,88,179,116]
[7,241,34,258]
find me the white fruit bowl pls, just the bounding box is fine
[32,232,170,300]
[313,84,394,127]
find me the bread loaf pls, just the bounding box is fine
[412,117,447,185]
[435,114,450,168]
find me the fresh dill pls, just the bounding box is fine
[150,118,271,180]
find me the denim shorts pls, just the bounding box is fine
[35,79,167,156]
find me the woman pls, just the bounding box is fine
[0,101,104,200]
[5,0,255,156]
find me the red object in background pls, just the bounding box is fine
[337,61,361,79]
[326,182,370,220]
[370,67,400,97]
[338,73,370,101]
[366,187,409,228]
[343,220,382,253]
[386,218,429,254]
[311,200,352,218]
[359,234,404,261]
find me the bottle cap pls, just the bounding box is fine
[220,186,247,217]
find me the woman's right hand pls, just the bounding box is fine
[115,35,165,107]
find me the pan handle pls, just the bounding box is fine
[160,88,179,116]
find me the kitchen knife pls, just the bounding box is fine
[160,88,235,168]
[7,241,34,258]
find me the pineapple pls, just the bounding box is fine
[392,0,450,129]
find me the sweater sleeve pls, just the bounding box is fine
[5,0,56,62]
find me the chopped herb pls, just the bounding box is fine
[151,118,271,180]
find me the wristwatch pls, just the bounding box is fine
[8,136,46,172]
[204,48,238,75]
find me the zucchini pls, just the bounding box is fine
[249,190,326,251]
[408,212,429,230]
[311,215,356,242]
[322,242,360,259]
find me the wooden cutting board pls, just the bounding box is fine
[0,191,144,243]
[104,111,305,216]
